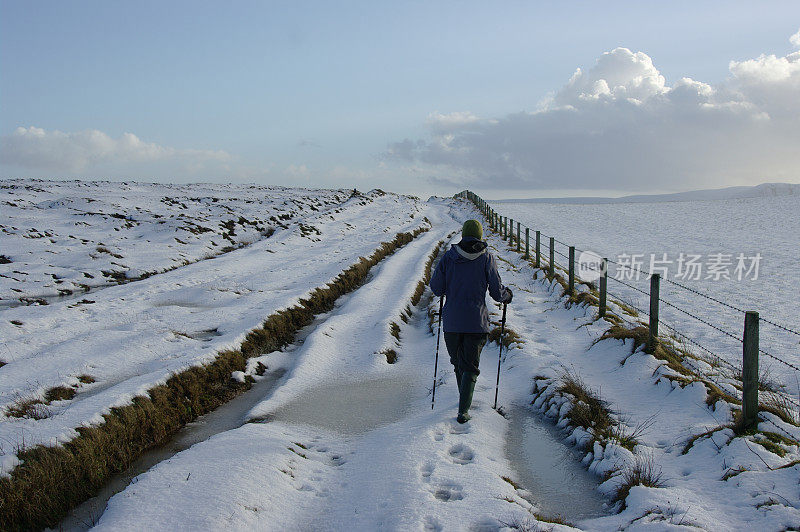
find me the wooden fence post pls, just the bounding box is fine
[516,222,521,252]
[599,257,608,317]
[524,228,529,259]
[742,311,760,429]
[648,274,660,351]
[535,231,540,268]
[568,246,575,296]
[549,237,555,277]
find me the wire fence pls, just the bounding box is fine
[459,191,800,435]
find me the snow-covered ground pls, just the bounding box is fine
[494,197,800,403]
[2,189,797,530]
[0,181,426,475]
[83,198,798,531]
[0,179,351,304]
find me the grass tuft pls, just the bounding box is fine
[555,370,643,451]
[614,455,665,507]
[6,397,50,420]
[381,349,398,364]
[44,386,77,403]
[488,326,523,348]
[760,394,800,427]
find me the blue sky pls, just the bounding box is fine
[2,1,800,197]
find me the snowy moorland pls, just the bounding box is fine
[1,188,798,531]
[0,179,351,304]
[0,180,426,477]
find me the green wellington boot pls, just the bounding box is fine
[455,369,463,394]
[457,372,477,424]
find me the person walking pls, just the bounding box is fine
[430,219,512,423]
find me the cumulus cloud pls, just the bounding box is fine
[0,126,231,174]
[791,27,800,48]
[387,36,800,191]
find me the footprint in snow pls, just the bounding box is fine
[420,461,435,480]
[431,481,464,502]
[424,516,443,531]
[449,423,471,435]
[448,443,475,465]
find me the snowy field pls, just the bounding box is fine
[493,197,800,401]
[0,179,351,304]
[0,180,427,476]
[1,188,798,531]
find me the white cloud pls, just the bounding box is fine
[387,34,800,191]
[426,111,482,132]
[285,163,310,179]
[0,127,231,174]
[555,48,667,106]
[791,27,800,48]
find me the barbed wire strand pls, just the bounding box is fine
[607,275,651,296]
[759,414,800,441]
[662,277,800,338]
[657,317,740,374]
[759,317,800,338]
[758,347,800,373]
[657,297,744,343]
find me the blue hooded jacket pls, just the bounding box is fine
[429,236,509,333]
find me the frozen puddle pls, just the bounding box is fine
[506,406,608,522]
[261,373,420,436]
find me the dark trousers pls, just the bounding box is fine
[444,332,488,383]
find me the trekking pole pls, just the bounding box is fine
[432,296,444,409]
[493,303,508,410]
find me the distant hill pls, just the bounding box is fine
[494,182,800,204]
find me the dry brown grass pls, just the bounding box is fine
[0,226,428,531]
[567,290,599,308]
[488,326,523,349]
[381,349,398,364]
[554,371,645,452]
[44,386,77,403]
[410,240,444,307]
[6,396,50,420]
[614,455,665,507]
